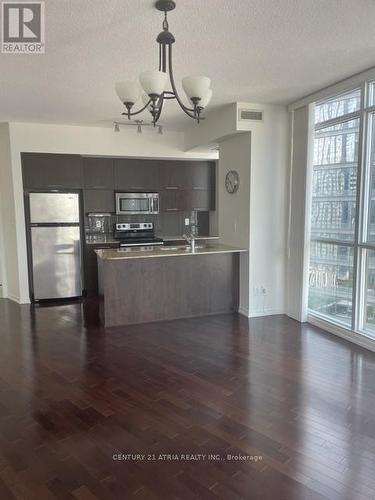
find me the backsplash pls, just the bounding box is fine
[85,211,210,237]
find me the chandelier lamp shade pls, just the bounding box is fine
[115,0,212,125]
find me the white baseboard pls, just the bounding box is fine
[308,315,375,353]
[7,294,31,305]
[238,306,250,317]
[238,307,285,318]
[248,308,285,318]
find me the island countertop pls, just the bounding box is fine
[95,244,246,261]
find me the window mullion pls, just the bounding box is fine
[352,81,367,332]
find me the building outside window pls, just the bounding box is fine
[308,85,375,338]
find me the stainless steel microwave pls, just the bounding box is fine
[115,192,159,215]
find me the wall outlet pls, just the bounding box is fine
[184,218,190,226]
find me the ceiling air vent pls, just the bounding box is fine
[238,109,263,122]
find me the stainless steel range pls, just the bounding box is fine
[114,222,164,247]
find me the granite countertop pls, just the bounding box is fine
[95,244,247,261]
[85,235,219,245]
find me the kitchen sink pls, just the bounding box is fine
[159,246,181,251]
[160,244,207,251]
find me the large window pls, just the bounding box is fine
[308,85,375,339]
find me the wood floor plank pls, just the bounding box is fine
[1,299,375,499]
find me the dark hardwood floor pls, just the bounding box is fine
[0,298,375,499]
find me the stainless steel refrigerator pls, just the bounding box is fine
[29,192,82,300]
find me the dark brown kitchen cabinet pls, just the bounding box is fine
[84,242,119,296]
[159,161,188,189]
[83,158,114,189]
[114,159,159,191]
[188,189,212,211]
[160,189,186,212]
[83,190,115,213]
[186,161,214,189]
[22,153,83,189]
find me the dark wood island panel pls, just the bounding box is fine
[98,253,240,327]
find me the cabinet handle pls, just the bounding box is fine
[165,186,178,190]
[166,208,178,211]
[193,186,205,190]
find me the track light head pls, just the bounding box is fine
[135,120,143,134]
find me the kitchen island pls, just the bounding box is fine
[95,244,246,327]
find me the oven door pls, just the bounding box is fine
[116,193,154,215]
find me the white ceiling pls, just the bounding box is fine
[1,0,375,130]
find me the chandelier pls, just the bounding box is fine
[115,0,212,125]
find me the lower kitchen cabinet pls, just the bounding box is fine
[84,242,119,296]
[83,190,115,213]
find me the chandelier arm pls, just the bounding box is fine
[167,44,198,119]
[121,99,152,117]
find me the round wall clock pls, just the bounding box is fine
[225,170,240,194]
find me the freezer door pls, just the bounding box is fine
[30,192,80,224]
[31,226,82,300]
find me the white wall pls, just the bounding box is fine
[0,189,3,298]
[0,123,18,301]
[5,122,217,303]
[185,103,238,152]
[248,105,289,317]
[0,176,5,298]
[194,103,290,318]
[218,133,251,314]
[0,192,4,298]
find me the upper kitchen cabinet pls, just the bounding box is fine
[186,161,215,190]
[159,161,188,189]
[22,153,83,189]
[114,159,159,191]
[83,190,115,213]
[83,158,114,189]
[187,161,216,211]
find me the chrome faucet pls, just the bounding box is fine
[183,232,196,252]
[183,211,198,252]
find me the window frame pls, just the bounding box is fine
[308,85,364,331]
[308,81,375,338]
